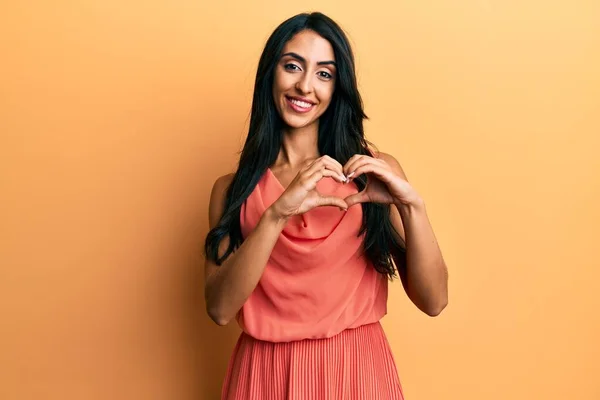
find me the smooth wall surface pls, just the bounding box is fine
[2,1,599,399]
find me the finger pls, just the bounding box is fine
[346,157,388,180]
[304,159,346,183]
[351,155,386,172]
[313,168,346,183]
[344,155,371,177]
[316,194,349,210]
[344,191,370,207]
[342,154,362,176]
[350,164,393,182]
[300,168,345,190]
[302,157,328,174]
[301,157,323,173]
[321,155,346,178]
[311,155,346,181]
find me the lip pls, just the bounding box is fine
[286,95,315,104]
[285,95,316,113]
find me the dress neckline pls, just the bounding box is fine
[266,167,288,191]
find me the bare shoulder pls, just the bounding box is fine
[208,173,235,228]
[212,173,235,193]
[372,151,409,181]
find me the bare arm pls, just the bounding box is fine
[204,174,288,326]
[381,153,449,317]
[204,157,349,326]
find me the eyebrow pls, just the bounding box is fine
[281,52,337,67]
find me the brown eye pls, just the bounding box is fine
[318,71,332,79]
[284,63,301,71]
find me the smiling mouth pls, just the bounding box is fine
[286,96,315,113]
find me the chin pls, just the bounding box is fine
[284,119,313,129]
[281,113,316,129]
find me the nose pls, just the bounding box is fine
[295,73,313,95]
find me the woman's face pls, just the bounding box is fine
[272,30,337,130]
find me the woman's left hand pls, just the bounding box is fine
[343,154,421,207]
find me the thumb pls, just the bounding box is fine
[317,195,349,211]
[344,191,369,207]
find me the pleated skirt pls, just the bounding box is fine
[221,322,404,400]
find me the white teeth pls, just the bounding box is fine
[290,98,313,108]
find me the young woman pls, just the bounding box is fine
[205,11,448,399]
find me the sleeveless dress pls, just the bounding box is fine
[221,168,404,399]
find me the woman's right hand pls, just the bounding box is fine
[269,156,349,219]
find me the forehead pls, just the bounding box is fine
[281,30,335,62]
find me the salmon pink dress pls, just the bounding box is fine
[221,168,404,399]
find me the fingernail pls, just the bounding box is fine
[340,175,347,182]
[347,171,355,178]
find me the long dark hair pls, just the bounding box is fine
[205,12,405,278]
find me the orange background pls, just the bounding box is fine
[2,1,599,399]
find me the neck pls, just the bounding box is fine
[275,122,320,169]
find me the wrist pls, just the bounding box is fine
[394,195,425,215]
[263,206,290,228]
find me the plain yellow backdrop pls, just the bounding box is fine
[1,1,599,399]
